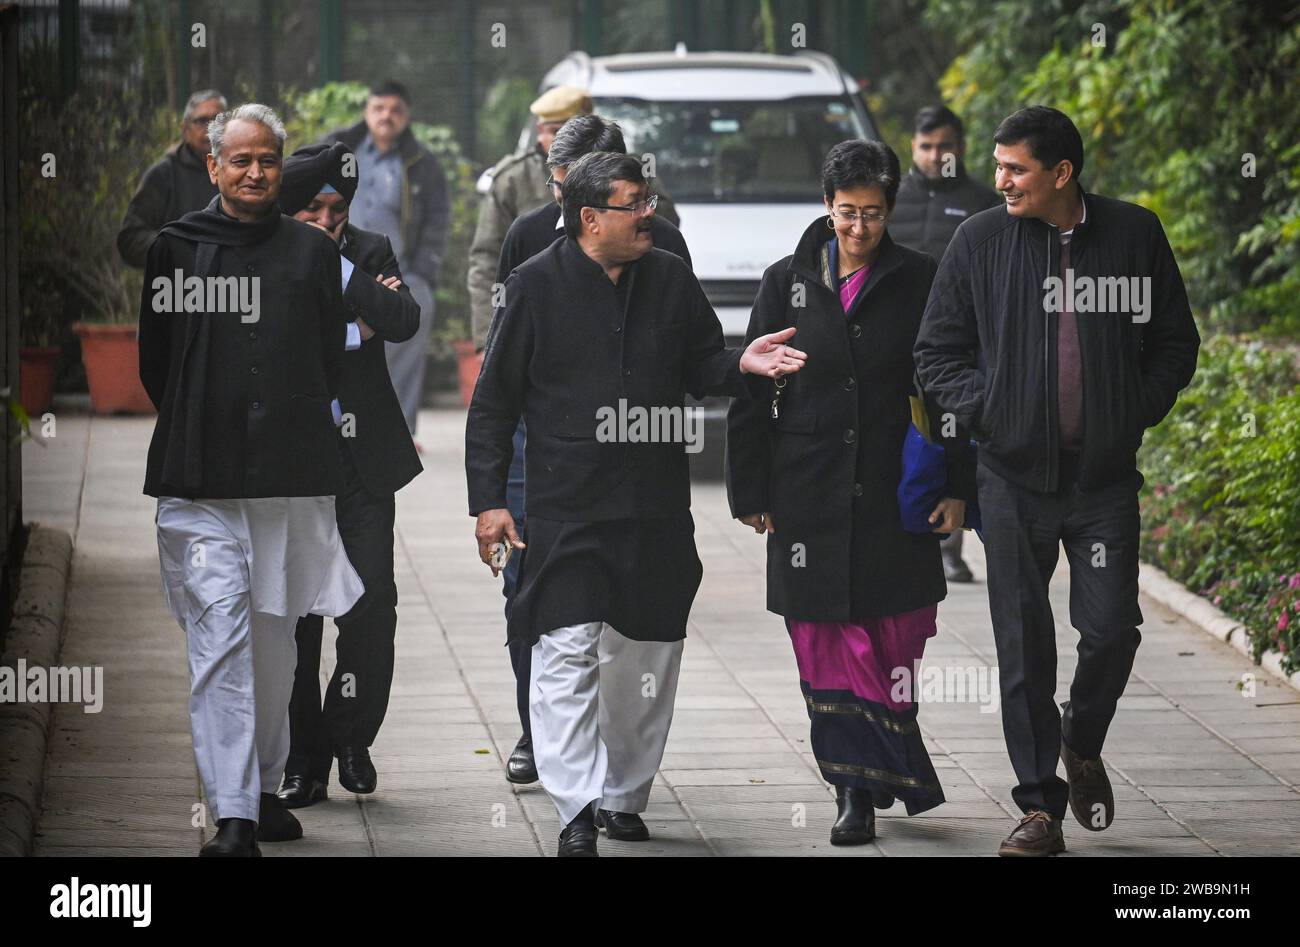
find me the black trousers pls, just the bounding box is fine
[977,457,1143,820]
[287,450,398,781]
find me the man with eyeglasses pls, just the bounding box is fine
[485,115,692,791]
[466,151,807,856]
[117,89,226,268]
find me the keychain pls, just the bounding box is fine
[770,375,788,420]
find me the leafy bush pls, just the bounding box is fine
[1139,336,1300,672]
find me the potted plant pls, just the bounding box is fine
[20,84,170,414]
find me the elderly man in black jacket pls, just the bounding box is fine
[325,80,449,439]
[466,151,806,856]
[914,106,1200,857]
[891,105,1001,585]
[270,143,423,810]
[117,89,226,268]
[139,105,364,857]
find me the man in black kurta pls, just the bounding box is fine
[490,114,693,788]
[273,143,424,809]
[139,105,363,857]
[465,151,807,856]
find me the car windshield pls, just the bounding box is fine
[596,96,873,203]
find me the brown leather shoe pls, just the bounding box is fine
[997,810,1065,857]
[1060,737,1114,831]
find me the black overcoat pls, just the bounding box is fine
[726,220,974,622]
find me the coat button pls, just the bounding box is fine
[614,326,622,333]
[246,264,256,273]
[853,483,863,496]
[250,366,258,374]
[850,324,863,338]
[843,377,856,391]
[251,400,261,410]
[248,330,257,340]
[843,428,856,444]
[623,368,631,376]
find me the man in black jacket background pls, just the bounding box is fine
[891,105,1001,584]
[274,143,424,809]
[914,106,1200,857]
[117,89,226,268]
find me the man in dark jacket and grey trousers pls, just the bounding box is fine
[325,80,450,438]
[891,105,1001,584]
[117,89,226,268]
[914,106,1199,857]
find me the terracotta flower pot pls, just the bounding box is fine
[19,346,60,416]
[452,338,483,408]
[73,322,156,415]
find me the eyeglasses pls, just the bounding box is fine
[545,175,562,193]
[830,207,888,227]
[588,194,659,217]
[190,116,217,127]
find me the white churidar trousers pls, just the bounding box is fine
[155,496,364,822]
[529,621,683,825]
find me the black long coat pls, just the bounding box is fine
[726,221,974,622]
[338,224,423,497]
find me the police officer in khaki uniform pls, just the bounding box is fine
[468,86,592,349]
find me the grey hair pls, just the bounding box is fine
[183,89,227,121]
[208,103,287,163]
[547,114,626,170]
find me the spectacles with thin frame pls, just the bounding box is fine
[545,175,562,193]
[190,115,218,127]
[587,193,659,216]
[830,207,888,227]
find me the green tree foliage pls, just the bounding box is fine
[929,0,1300,336]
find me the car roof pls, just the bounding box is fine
[541,49,858,101]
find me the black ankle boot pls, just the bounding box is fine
[200,818,260,857]
[830,786,876,846]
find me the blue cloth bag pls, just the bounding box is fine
[897,391,982,534]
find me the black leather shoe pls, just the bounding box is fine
[200,818,260,857]
[257,792,303,842]
[337,746,377,794]
[506,736,539,784]
[557,814,598,857]
[830,786,876,845]
[276,773,329,809]
[1060,733,1115,831]
[594,808,650,841]
[943,555,974,583]
[998,810,1066,857]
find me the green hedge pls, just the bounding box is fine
[1139,336,1300,673]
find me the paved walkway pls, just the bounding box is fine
[22,407,1300,856]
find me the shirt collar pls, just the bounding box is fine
[1060,193,1088,239]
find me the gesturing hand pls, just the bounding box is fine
[475,508,526,577]
[740,326,808,379]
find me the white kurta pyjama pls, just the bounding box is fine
[155,496,364,823]
[529,621,684,825]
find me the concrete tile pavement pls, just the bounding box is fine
[21,406,1300,856]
